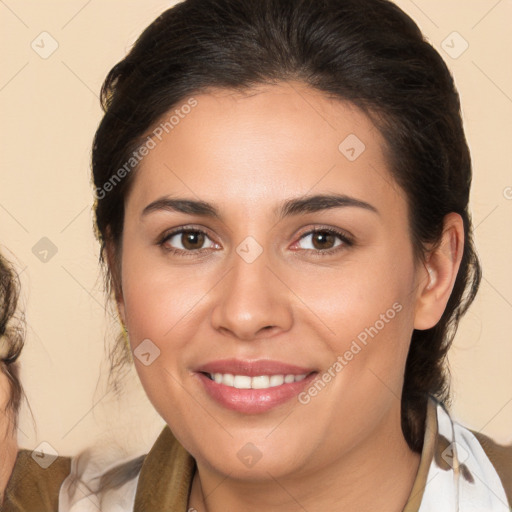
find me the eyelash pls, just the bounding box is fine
[157,226,354,257]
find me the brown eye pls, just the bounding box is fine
[160,229,216,253]
[295,228,352,255]
[310,231,337,250]
[181,231,206,250]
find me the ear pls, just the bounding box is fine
[413,212,465,330]
[104,236,126,327]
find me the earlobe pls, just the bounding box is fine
[413,213,464,330]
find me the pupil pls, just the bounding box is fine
[313,232,334,250]
[183,232,204,250]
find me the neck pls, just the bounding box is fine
[189,404,421,512]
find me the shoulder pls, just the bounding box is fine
[58,446,143,511]
[2,449,71,511]
[417,399,512,511]
[59,426,195,512]
[133,425,195,511]
[471,429,512,506]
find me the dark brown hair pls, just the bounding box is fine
[0,251,25,432]
[92,0,481,452]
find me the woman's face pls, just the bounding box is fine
[117,81,429,480]
[0,371,17,496]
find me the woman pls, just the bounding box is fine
[1,252,71,511]
[63,0,511,510]
[0,252,21,505]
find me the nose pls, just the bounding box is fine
[210,246,293,341]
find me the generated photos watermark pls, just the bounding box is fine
[298,301,403,404]
[95,97,198,200]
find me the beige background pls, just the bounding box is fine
[0,0,511,458]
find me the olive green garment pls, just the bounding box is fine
[2,450,71,511]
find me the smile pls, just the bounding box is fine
[195,359,317,414]
[205,373,308,389]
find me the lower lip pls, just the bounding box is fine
[196,372,317,414]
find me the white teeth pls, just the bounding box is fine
[251,375,270,389]
[269,375,284,387]
[233,375,252,389]
[209,373,308,389]
[223,373,234,387]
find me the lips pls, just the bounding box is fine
[197,358,315,376]
[195,359,317,414]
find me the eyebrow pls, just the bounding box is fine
[141,193,379,220]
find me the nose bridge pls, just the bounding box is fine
[211,237,292,340]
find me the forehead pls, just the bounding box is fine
[127,81,404,216]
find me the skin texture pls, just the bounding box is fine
[112,81,464,511]
[0,371,17,504]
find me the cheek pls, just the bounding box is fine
[0,372,11,414]
[306,242,417,389]
[302,242,415,341]
[119,253,203,421]
[120,240,204,345]
[121,226,417,357]
[0,372,16,447]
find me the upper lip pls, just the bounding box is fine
[196,358,316,377]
